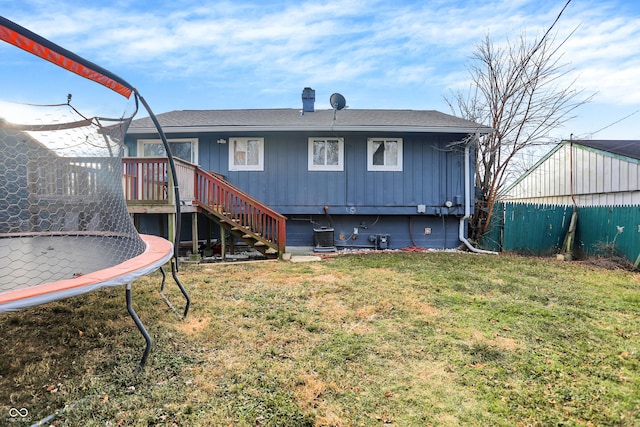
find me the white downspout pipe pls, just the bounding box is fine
[459,135,498,255]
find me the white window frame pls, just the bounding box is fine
[367,138,403,171]
[308,137,344,171]
[228,137,264,171]
[137,138,198,164]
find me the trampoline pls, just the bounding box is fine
[0,16,190,369]
[0,233,172,310]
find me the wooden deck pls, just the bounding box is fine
[123,157,286,258]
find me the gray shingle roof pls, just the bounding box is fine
[128,109,492,134]
[574,140,640,161]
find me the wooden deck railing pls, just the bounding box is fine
[122,157,286,254]
[172,158,197,204]
[122,157,197,205]
[122,157,169,204]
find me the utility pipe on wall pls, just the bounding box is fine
[459,134,499,255]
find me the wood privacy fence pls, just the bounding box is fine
[482,202,640,266]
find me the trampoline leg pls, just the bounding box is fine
[171,258,191,318]
[126,283,151,371]
[159,266,167,292]
[159,259,191,319]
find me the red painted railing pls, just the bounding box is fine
[195,168,286,253]
[122,157,286,254]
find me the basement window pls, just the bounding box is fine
[229,137,264,171]
[367,138,402,171]
[308,137,344,171]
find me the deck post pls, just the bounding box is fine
[191,212,200,260]
[220,223,227,260]
[167,213,175,250]
[166,167,176,252]
[220,223,227,261]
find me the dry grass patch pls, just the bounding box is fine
[469,329,522,351]
[0,253,638,426]
[173,316,211,334]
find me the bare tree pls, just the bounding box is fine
[447,0,591,243]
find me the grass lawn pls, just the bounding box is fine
[1,252,638,426]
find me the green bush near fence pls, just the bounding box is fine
[482,203,640,267]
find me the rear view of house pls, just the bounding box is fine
[124,88,491,255]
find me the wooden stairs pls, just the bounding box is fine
[195,168,286,258]
[199,206,280,258]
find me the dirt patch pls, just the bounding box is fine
[308,294,350,323]
[311,273,345,285]
[408,301,440,317]
[493,335,520,351]
[577,256,636,271]
[296,371,328,405]
[470,330,521,351]
[174,316,210,334]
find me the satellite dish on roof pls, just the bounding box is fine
[330,93,346,110]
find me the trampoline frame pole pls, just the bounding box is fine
[159,261,191,318]
[134,91,181,268]
[159,266,167,290]
[172,259,191,317]
[126,282,151,370]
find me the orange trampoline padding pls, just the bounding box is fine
[0,234,172,312]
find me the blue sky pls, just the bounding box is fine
[1,0,639,141]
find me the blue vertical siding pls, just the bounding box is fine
[126,130,473,249]
[126,131,469,213]
[286,214,462,249]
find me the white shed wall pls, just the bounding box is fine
[502,144,640,206]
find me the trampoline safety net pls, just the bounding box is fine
[0,103,146,292]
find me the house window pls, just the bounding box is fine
[137,138,198,163]
[308,137,344,171]
[229,137,264,171]
[367,138,402,171]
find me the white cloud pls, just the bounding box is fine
[2,0,639,138]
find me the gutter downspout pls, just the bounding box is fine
[459,134,498,255]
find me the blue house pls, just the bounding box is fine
[124,88,491,256]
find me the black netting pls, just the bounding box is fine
[0,103,145,291]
